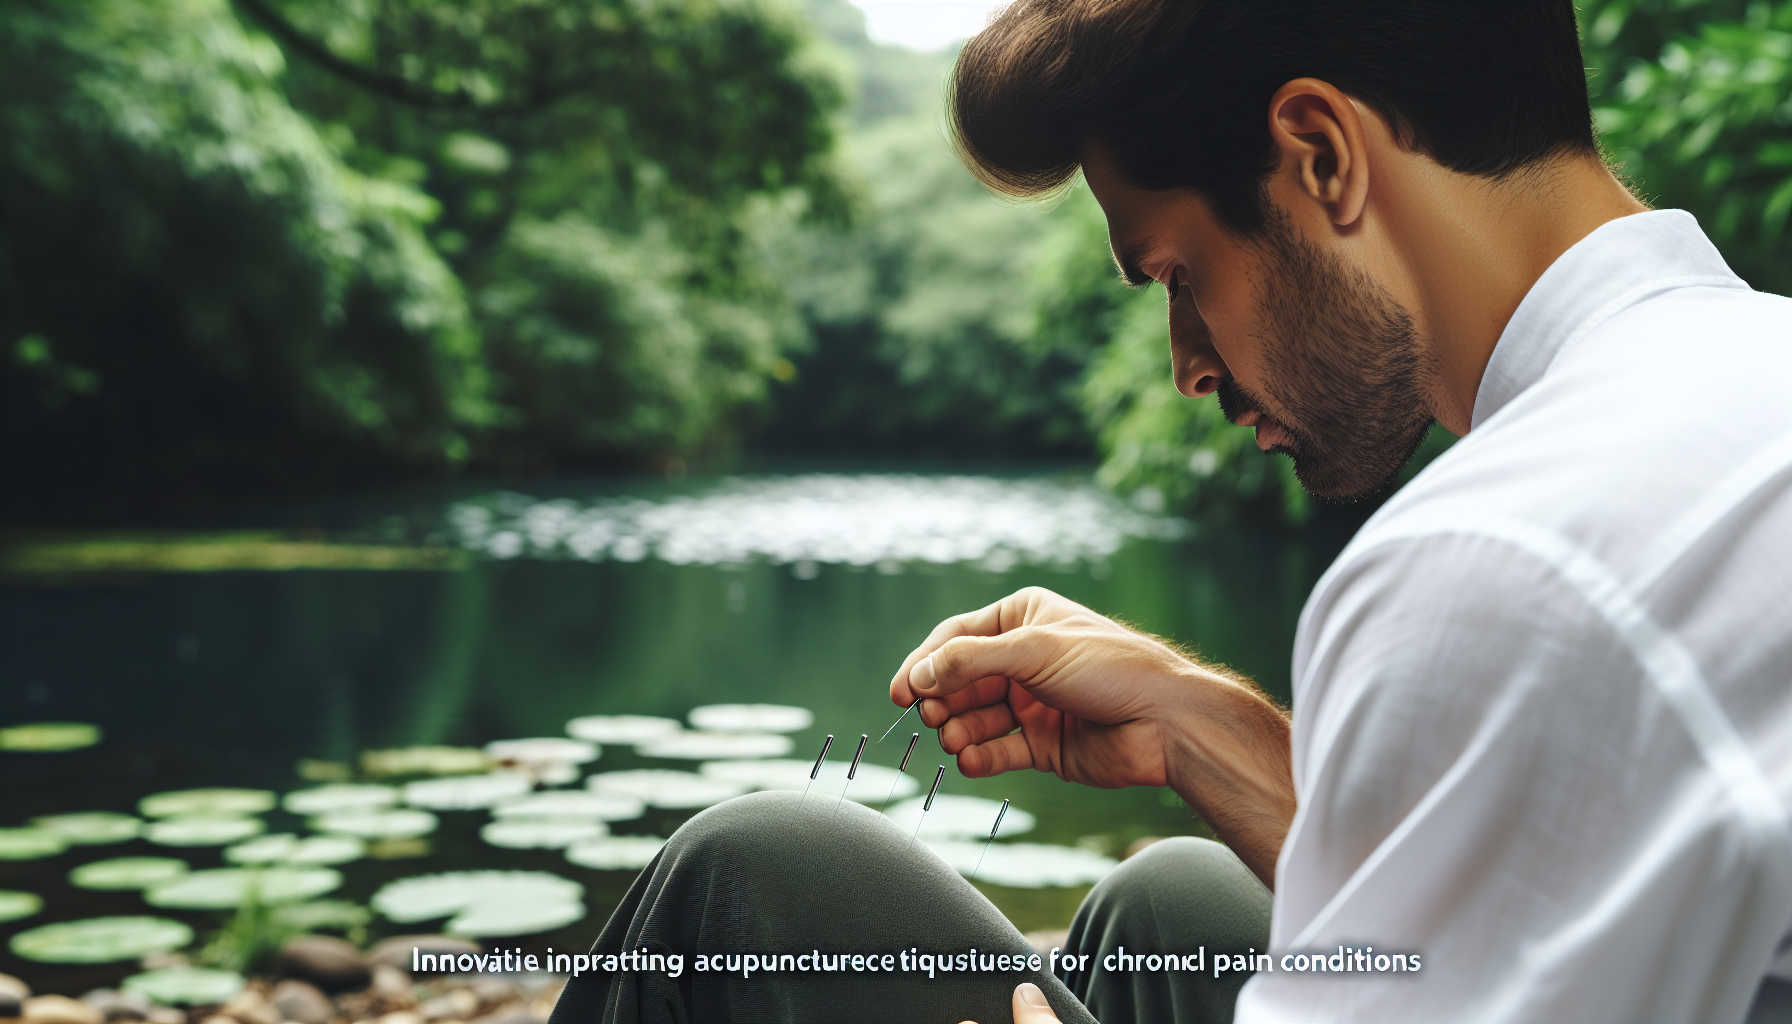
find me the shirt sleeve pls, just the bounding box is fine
[1235,528,1783,1023]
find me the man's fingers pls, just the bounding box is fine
[911,630,1052,700]
[1013,983,1062,1023]
[937,701,1017,753]
[957,732,1039,778]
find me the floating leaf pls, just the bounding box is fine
[922,840,1117,888]
[31,812,142,845]
[361,746,492,778]
[139,789,275,818]
[121,967,245,1005]
[9,916,193,963]
[372,870,583,930]
[586,770,747,809]
[144,868,342,910]
[70,857,190,891]
[493,791,644,822]
[636,732,792,760]
[447,900,585,937]
[0,721,102,751]
[701,759,919,802]
[404,773,532,810]
[565,715,680,744]
[480,819,608,849]
[282,784,398,816]
[564,836,667,871]
[0,890,42,923]
[486,738,598,765]
[884,795,1036,840]
[0,828,69,860]
[144,816,266,847]
[688,704,813,733]
[226,834,364,866]
[309,808,438,839]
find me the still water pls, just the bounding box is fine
[0,473,1351,993]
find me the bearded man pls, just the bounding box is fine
[548,3,1792,1022]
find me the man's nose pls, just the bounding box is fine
[1169,287,1226,398]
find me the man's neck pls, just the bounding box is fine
[1374,154,1649,435]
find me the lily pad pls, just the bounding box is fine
[308,808,438,839]
[271,900,371,932]
[144,816,266,847]
[31,812,143,845]
[688,704,814,733]
[282,784,397,816]
[70,857,190,891]
[404,773,533,810]
[0,827,69,860]
[884,795,1036,840]
[493,791,644,822]
[144,867,342,909]
[565,715,681,744]
[486,738,598,765]
[447,900,586,938]
[9,916,193,963]
[372,870,584,936]
[564,836,667,871]
[700,759,920,802]
[922,840,1118,888]
[226,834,365,866]
[139,789,275,818]
[480,819,608,850]
[586,770,748,809]
[636,732,793,760]
[0,721,102,751]
[0,890,42,923]
[121,967,245,1005]
[362,746,493,778]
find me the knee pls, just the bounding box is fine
[1094,836,1231,901]
[666,789,806,859]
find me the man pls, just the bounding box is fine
[550,2,1792,1021]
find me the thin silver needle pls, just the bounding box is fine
[834,734,868,817]
[971,798,1010,883]
[883,732,920,807]
[879,698,922,743]
[799,734,833,810]
[908,765,946,853]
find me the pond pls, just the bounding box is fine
[0,473,1351,996]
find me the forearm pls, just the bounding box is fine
[1154,667,1295,890]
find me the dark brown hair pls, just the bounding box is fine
[950,0,1596,233]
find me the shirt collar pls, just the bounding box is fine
[1469,209,1746,431]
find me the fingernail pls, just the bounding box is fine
[912,656,935,691]
[1017,982,1048,1008]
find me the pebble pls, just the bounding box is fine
[23,995,105,1024]
[466,1004,534,1024]
[279,936,372,993]
[465,979,517,1009]
[144,1009,185,1024]
[0,973,30,1018]
[369,966,413,1005]
[270,981,331,1024]
[368,936,481,973]
[416,989,477,1023]
[80,990,151,1022]
[219,990,278,1024]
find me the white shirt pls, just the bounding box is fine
[1236,210,1792,1024]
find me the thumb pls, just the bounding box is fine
[1012,982,1062,1023]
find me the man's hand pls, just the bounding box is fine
[891,587,1295,887]
[957,982,1062,1024]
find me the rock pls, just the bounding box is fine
[279,936,372,994]
[1,974,32,1017]
[368,966,413,1005]
[1122,836,1166,860]
[23,995,106,1024]
[416,990,477,1023]
[270,981,331,1024]
[465,980,515,1011]
[368,937,480,973]
[373,1013,423,1024]
[218,990,278,1024]
[525,982,563,1023]
[1023,929,1071,959]
[80,990,151,1022]
[143,1009,185,1024]
[466,1005,533,1024]
[197,1016,234,1024]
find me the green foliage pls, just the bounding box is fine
[1583,0,1792,294]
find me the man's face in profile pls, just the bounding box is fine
[1086,149,1436,502]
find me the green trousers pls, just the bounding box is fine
[548,791,1272,1024]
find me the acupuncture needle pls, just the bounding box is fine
[883,732,920,806]
[833,734,869,817]
[879,697,922,743]
[970,798,1010,883]
[799,734,833,809]
[908,765,947,853]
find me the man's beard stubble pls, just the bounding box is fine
[1218,209,1437,502]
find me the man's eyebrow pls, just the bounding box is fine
[1113,241,1156,288]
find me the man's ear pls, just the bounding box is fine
[1266,78,1370,227]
